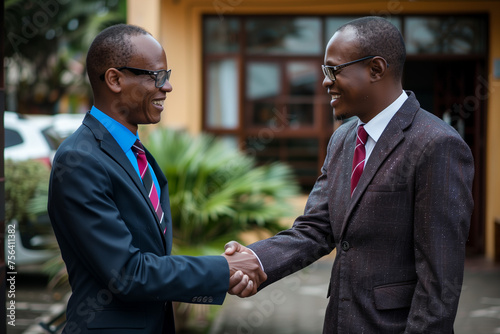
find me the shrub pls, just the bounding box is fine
[144,128,300,253]
[5,159,50,223]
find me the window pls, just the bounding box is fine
[405,16,487,55]
[5,128,23,148]
[203,15,487,190]
[246,17,322,55]
[206,59,239,129]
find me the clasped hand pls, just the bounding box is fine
[222,241,266,298]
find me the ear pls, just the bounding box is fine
[369,56,387,82]
[103,68,123,93]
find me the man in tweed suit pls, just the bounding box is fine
[225,16,474,333]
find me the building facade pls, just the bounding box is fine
[127,0,500,262]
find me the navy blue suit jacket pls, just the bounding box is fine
[48,113,229,333]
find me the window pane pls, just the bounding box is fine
[247,62,280,99]
[5,128,23,147]
[405,16,487,55]
[204,17,240,54]
[218,135,239,151]
[287,104,314,128]
[245,137,319,188]
[206,59,239,128]
[246,62,280,126]
[287,62,317,96]
[251,102,280,127]
[246,17,321,55]
[286,62,318,127]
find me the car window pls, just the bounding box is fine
[5,128,23,148]
[41,127,63,150]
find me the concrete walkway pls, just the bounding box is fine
[210,256,500,334]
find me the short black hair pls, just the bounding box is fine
[337,16,406,80]
[86,24,150,87]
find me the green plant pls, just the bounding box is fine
[5,159,51,223]
[3,159,67,290]
[144,128,300,254]
[5,0,127,114]
[144,128,300,332]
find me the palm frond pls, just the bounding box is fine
[144,128,300,249]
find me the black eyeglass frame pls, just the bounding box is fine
[322,56,383,82]
[99,66,171,88]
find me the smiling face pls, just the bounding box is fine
[322,27,376,122]
[116,34,172,132]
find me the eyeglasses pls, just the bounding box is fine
[99,66,172,88]
[321,56,376,82]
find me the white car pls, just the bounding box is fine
[50,113,85,138]
[4,111,61,166]
[21,112,85,140]
[4,111,67,271]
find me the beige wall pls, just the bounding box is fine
[128,0,500,261]
[127,0,161,37]
[486,6,500,261]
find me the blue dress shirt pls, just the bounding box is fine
[90,106,161,197]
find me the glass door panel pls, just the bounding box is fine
[206,59,239,129]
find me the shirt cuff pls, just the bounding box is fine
[247,248,265,272]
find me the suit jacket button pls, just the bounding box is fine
[341,241,350,251]
[202,297,208,303]
[192,297,198,302]
[208,297,213,303]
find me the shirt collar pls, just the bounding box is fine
[358,91,408,142]
[90,106,139,153]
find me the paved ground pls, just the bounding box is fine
[6,255,500,334]
[455,256,500,334]
[210,255,500,334]
[6,273,67,334]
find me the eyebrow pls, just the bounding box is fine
[324,58,343,66]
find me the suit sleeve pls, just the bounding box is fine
[249,135,337,288]
[406,131,474,333]
[48,147,230,304]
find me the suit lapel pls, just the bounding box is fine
[83,114,167,251]
[340,92,420,237]
[338,123,357,217]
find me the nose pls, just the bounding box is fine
[322,75,334,89]
[161,80,173,92]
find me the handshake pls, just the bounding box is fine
[222,241,267,298]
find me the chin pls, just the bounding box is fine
[147,112,162,124]
[150,117,162,125]
[333,108,349,121]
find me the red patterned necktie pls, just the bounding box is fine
[351,125,368,197]
[132,139,166,234]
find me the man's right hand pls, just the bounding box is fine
[223,241,266,298]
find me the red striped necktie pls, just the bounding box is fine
[351,125,368,197]
[132,139,166,235]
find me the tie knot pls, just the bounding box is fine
[357,125,368,145]
[132,139,145,155]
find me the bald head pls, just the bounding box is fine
[337,17,406,82]
[86,24,151,89]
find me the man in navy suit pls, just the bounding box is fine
[226,16,474,333]
[48,24,265,333]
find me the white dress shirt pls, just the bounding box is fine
[358,91,408,163]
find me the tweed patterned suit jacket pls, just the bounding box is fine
[249,92,474,333]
